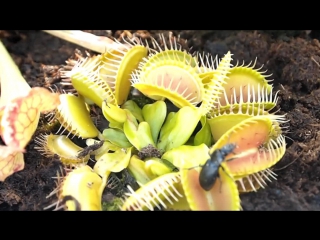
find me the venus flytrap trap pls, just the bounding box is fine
[31,32,288,211]
[159,144,240,210]
[181,162,241,210]
[197,51,232,116]
[35,134,90,167]
[65,55,117,108]
[131,37,204,108]
[206,115,286,193]
[50,165,107,211]
[51,93,102,139]
[99,37,148,105]
[215,60,274,108]
[121,172,186,211]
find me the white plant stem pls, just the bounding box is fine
[43,30,120,53]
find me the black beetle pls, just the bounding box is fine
[199,143,237,191]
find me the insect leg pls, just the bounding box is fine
[179,164,203,171]
[220,164,234,182]
[225,157,237,162]
[218,174,223,193]
[218,164,234,193]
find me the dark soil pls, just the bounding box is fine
[1,30,320,211]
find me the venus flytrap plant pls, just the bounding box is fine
[120,39,285,210]
[34,32,289,211]
[45,100,208,210]
[0,41,60,181]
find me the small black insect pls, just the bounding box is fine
[199,143,237,191]
[77,140,104,158]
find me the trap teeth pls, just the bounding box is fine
[236,168,277,192]
[121,172,183,211]
[54,94,100,139]
[35,133,90,167]
[69,55,117,108]
[131,47,205,109]
[209,115,286,178]
[99,41,148,105]
[212,60,274,110]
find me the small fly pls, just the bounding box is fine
[77,140,104,158]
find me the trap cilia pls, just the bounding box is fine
[34,34,288,211]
